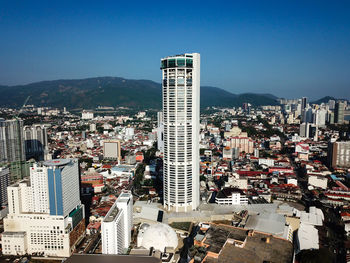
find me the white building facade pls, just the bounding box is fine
[157,112,164,153]
[103,140,121,161]
[308,175,328,189]
[215,190,248,205]
[2,159,85,257]
[161,53,200,212]
[102,191,133,254]
[82,111,94,120]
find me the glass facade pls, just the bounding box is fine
[48,168,64,216]
[161,57,193,69]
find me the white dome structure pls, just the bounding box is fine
[139,223,150,231]
[139,223,178,251]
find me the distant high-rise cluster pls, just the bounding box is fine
[161,53,200,212]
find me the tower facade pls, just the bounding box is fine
[102,191,133,254]
[23,124,48,160]
[335,101,345,124]
[161,53,200,212]
[0,119,25,164]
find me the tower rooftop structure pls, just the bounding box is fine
[43,159,71,167]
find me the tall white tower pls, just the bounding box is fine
[161,53,200,212]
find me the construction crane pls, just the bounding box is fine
[15,95,31,119]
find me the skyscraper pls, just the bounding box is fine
[301,97,307,110]
[334,101,345,124]
[23,124,48,160]
[161,53,200,212]
[0,119,25,164]
[0,119,26,180]
[0,166,10,207]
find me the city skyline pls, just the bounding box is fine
[1,1,350,99]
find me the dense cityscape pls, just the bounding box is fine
[1,1,350,262]
[0,52,349,263]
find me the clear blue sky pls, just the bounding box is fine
[1,0,350,99]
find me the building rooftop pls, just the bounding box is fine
[203,224,293,263]
[43,159,71,167]
[103,204,120,223]
[245,212,286,237]
[65,254,161,263]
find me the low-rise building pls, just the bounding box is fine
[215,188,248,205]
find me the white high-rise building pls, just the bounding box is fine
[102,191,133,254]
[23,124,48,160]
[2,159,85,257]
[161,53,200,212]
[30,163,49,213]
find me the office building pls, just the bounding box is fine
[82,111,94,120]
[0,166,10,207]
[314,109,327,127]
[0,119,27,180]
[328,141,350,169]
[301,107,313,124]
[125,127,134,140]
[215,188,248,205]
[103,140,121,161]
[0,119,25,164]
[230,136,254,154]
[222,146,233,160]
[301,97,307,110]
[161,53,200,212]
[2,159,85,257]
[102,192,133,254]
[300,123,318,141]
[23,124,48,160]
[90,123,96,132]
[335,101,345,124]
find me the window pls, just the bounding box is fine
[177,58,185,66]
[168,59,176,67]
[186,59,193,67]
[161,60,167,69]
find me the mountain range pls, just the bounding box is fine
[0,77,281,109]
